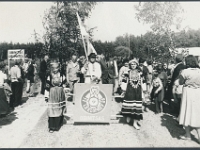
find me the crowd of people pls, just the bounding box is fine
[0,58,37,114]
[0,52,199,144]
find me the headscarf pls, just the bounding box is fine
[129,59,138,66]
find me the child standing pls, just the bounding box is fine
[150,70,164,114]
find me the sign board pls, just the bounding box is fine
[7,49,25,73]
[73,83,112,123]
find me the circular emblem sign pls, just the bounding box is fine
[81,86,106,114]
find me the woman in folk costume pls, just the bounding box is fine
[45,61,66,133]
[81,53,102,84]
[121,59,143,130]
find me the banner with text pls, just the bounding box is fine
[7,49,25,72]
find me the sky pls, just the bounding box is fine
[1,2,200,43]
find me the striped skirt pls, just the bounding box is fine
[121,83,143,120]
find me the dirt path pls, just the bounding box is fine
[19,99,200,148]
[0,81,47,148]
[0,78,199,148]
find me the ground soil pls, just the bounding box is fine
[0,79,200,148]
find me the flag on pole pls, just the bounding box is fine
[76,12,88,60]
[76,12,89,37]
[87,41,97,56]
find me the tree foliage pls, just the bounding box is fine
[135,2,184,34]
[1,28,200,64]
[135,2,184,55]
[42,1,96,61]
[114,46,132,60]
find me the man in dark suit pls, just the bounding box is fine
[167,54,185,113]
[39,55,49,95]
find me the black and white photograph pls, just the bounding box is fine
[0,1,200,148]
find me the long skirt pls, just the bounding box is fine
[48,116,64,131]
[0,87,10,115]
[48,87,66,131]
[179,87,200,128]
[121,83,143,120]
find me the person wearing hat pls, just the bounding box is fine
[121,59,143,130]
[81,53,102,84]
[45,61,66,133]
[167,54,185,114]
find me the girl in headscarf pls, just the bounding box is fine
[121,59,143,130]
[45,61,66,133]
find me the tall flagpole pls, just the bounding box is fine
[76,12,88,61]
[76,12,92,82]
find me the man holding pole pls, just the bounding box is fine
[81,53,102,84]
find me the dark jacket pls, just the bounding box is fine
[39,60,47,80]
[167,62,185,99]
[139,65,149,83]
[27,64,35,79]
[100,60,116,84]
[171,63,185,85]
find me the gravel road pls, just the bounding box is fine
[0,80,200,148]
[19,98,200,148]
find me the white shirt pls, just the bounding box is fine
[118,66,129,83]
[147,65,153,74]
[10,65,21,82]
[0,70,7,85]
[81,62,102,83]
